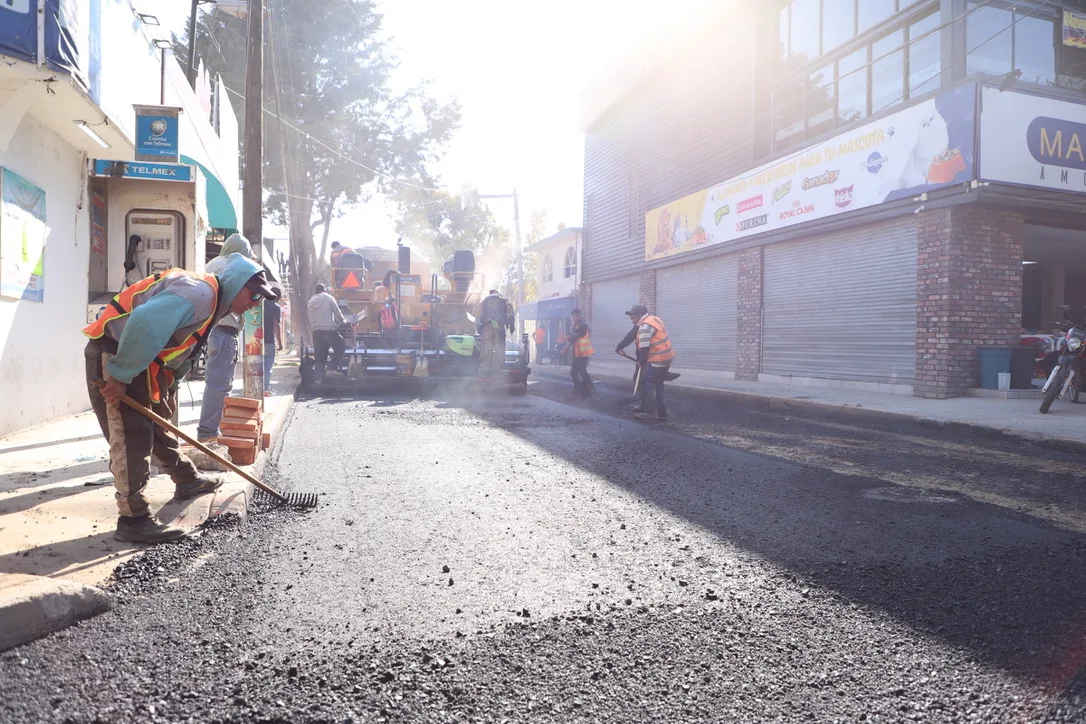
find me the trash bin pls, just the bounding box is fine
[977,347,1012,390]
[1010,346,1036,389]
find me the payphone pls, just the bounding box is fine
[125,210,183,284]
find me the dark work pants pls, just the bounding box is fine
[85,339,198,519]
[313,329,346,377]
[642,364,670,419]
[570,357,594,397]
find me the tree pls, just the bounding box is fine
[182,0,460,339]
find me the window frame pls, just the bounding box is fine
[542,255,554,284]
[963,1,1058,87]
[563,246,577,279]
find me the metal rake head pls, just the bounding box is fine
[254,488,319,508]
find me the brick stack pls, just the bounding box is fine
[217,396,263,465]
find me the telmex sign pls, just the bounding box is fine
[980,86,1086,192]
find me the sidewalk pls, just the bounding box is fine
[532,359,1086,451]
[0,357,300,651]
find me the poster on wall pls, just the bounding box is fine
[1064,9,1086,48]
[90,187,106,257]
[0,1,36,63]
[0,168,47,303]
[979,86,1086,192]
[644,84,976,261]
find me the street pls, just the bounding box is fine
[3,381,1086,723]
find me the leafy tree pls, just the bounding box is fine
[182,0,460,338]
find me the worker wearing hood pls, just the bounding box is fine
[83,252,277,544]
[197,233,256,443]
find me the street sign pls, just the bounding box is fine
[91,159,193,182]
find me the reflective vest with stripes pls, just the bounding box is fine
[635,315,675,364]
[83,269,220,402]
[575,329,594,357]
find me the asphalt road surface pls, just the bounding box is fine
[3,378,1086,723]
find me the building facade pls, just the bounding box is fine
[0,1,240,435]
[520,227,583,361]
[581,0,1086,398]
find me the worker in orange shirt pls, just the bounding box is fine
[532,326,546,364]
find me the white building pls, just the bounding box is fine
[0,1,241,435]
[520,227,582,361]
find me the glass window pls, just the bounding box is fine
[1015,13,1055,85]
[908,12,941,97]
[791,0,821,65]
[967,4,1013,77]
[859,0,895,33]
[838,48,868,124]
[774,83,806,146]
[563,247,577,279]
[807,64,835,137]
[872,29,904,113]
[542,256,553,283]
[822,0,856,54]
[778,5,790,68]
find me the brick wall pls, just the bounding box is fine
[639,269,656,310]
[577,282,592,319]
[915,205,1024,398]
[736,247,763,381]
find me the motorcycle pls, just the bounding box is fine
[1039,321,1086,414]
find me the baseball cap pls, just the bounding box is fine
[244,271,279,301]
[625,304,647,317]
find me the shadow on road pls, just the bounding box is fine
[341,385,1086,694]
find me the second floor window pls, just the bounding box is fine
[542,256,554,283]
[966,2,1056,86]
[564,247,577,279]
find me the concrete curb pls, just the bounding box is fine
[0,574,112,652]
[532,366,1086,457]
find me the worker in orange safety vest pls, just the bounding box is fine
[560,308,595,399]
[626,303,676,421]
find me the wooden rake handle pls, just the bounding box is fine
[92,377,288,503]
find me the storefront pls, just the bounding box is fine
[581,1,1086,399]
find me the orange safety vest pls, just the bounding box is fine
[83,269,220,403]
[635,315,675,364]
[533,328,546,344]
[575,329,594,357]
[330,246,352,266]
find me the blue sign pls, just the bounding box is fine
[0,1,37,63]
[1027,116,1086,171]
[536,296,576,320]
[136,113,180,160]
[92,160,193,182]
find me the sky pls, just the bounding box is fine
[145,0,715,252]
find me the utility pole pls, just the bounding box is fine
[185,0,199,88]
[241,0,265,400]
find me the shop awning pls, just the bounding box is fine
[180,154,237,231]
[522,296,576,320]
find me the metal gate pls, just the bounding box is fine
[590,275,640,351]
[762,217,917,385]
[656,254,738,370]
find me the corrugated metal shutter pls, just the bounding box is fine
[590,275,641,351]
[762,217,917,385]
[656,254,738,370]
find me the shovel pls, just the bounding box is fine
[93,378,317,508]
[617,349,681,381]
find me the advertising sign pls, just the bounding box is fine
[644,84,976,261]
[92,159,194,182]
[134,106,181,162]
[1064,9,1086,48]
[980,86,1086,193]
[0,168,47,303]
[0,1,36,63]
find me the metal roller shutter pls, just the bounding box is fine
[590,275,640,351]
[656,254,738,370]
[762,217,917,385]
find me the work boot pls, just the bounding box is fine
[173,473,225,501]
[114,515,187,544]
[634,411,664,422]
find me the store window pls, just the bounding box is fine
[808,64,836,137]
[858,0,896,34]
[908,12,941,96]
[965,2,1055,85]
[791,0,821,65]
[542,256,553,283]
[871,29,905,115]
[822,0,857,55]
[778,0,931,70]
[563,247,577,279]
[774,83,807,146]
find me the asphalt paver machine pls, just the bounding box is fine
[299,244,530,394]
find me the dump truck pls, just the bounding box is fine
[299,244,530,394]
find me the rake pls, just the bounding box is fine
[93,378,318,508]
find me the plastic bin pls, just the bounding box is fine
[977,347,1012,390]
[1010,346,1036,389]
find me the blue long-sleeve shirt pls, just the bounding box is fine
[105,292,196,383]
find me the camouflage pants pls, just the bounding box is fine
[479,323,506,379]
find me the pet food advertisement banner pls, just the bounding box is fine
[979,86,1086,193]
[644,84,976,261]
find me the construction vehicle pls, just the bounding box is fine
[299,243,530,394]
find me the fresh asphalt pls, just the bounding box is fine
[2,373,1085,722]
